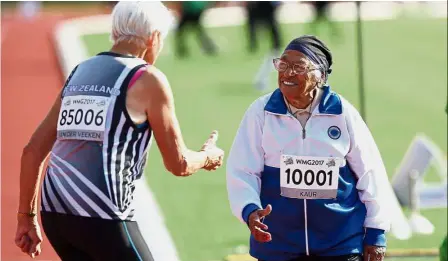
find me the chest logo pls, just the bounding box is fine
[328,126,341,140]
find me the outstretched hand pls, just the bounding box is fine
[248,204,272,243]
[201,130,224,171]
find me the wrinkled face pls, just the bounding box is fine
[276,50,322,102]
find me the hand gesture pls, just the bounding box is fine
[248,204,272,243]
[201,130,224,171]
[364,245,386,261]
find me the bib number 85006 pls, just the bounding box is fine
[59,109,104,127]
[285,169,333,187]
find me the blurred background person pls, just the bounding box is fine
[175,1,218,58]
[441,235,447,261]
[245,1,282,54]
[307,1,342,42]
[245,1,283,91]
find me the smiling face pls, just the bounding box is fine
[276,50,323,107]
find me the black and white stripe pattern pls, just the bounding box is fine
[102,57,153,219]
[42,55,153,221]
[105,112,152,214]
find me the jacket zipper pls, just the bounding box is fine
[304,198,309,255]
[269,105,334,255]
[288,111,310,255]
[302,118,309,256]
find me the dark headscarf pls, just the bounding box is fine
[284,35,333,76]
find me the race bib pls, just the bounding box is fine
[57,95,111,141]
[280,155,342,199]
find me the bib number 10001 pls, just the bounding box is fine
[59,109,104,127]
[285,169,333,187]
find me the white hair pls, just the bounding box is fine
[308,60,326,88]
[111,1,174,48]
[313,69,325,87]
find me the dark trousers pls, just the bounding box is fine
[309,1,341,40]
[314,1,330,20]
[41,211,154,261]
[175,12,217,57]
[259,254,362,261]
[246,2,281,53]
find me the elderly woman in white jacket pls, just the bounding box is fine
[226,35,390,261]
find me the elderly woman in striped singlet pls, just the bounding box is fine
[15,2,224,261]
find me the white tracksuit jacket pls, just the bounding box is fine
[226,86,391,261]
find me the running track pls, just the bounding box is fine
[1,10,107,261]
[2,3,446,261]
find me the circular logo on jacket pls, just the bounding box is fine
[328,126,341,140]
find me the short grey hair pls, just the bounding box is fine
[111,1,174,48]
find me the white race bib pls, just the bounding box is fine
[280,155,342,199]
[57,95,111,141]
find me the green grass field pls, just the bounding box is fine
[83,18,447,261]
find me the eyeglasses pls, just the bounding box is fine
[273,58,319,75]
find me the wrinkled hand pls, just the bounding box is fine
[201,130,224,171]
[248,204,272,243]
[15,215,43,258]
[364,245,386,261]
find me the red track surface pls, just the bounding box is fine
[1,9,107,261]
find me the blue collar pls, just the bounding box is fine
[264,85,342,115]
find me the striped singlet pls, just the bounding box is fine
[41,52,152,221]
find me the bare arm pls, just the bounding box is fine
[18,94,61,214]
[15,92,61,258]
[134,67,221,176]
